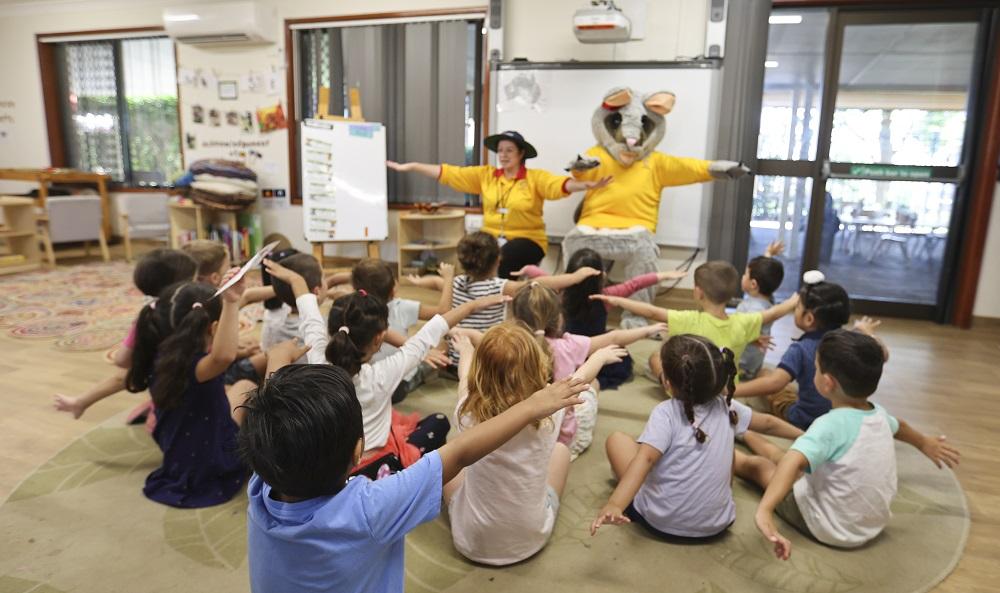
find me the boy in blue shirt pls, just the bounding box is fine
[734,330,960,557]
[239,339,589,593]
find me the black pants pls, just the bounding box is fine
[498,237,545,280]
[406,413,450,454]
[624,503,731,543]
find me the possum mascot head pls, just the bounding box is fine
[592,87,675,166]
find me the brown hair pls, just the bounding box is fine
[511,282,563,338]
[659,334,738,443]
[457,231,500,280]
[271,253,323,309]
[459,322,551,428]
[180,240,229,279]
[693,260,741,305]
[351,258,396,303]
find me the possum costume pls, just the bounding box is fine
[565,87,749,328]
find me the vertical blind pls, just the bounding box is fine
[298,20,482,204]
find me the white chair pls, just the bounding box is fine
[39,195,109,265]
[115,193,170,262]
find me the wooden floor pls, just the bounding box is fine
[0,247,998,592]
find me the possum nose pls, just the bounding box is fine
[626,137,638,147]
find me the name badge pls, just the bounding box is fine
[497,235,508,247]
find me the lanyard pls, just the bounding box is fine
[496,178,519,238]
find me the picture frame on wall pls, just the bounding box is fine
[218,80,239,100]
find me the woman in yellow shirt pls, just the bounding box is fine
[387,131,611,278]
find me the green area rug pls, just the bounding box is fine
[0,341,968,593]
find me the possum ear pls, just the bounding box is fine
[644,92,676,115]
[601,88,632,110]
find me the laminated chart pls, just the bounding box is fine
[300,119,388,243]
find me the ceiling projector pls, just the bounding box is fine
[573,1,632,44]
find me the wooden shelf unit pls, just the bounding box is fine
[0,196,42,276]
[396,209,466,277]
[168,201,255,264]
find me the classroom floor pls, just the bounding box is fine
[0,247,996,592]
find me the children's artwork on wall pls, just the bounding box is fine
[256,104,287,133]
[218,80,238,100]
[192,105,204,124]
[239,111,254,133]
[186,133,196,150]
[225,111,239,126]
[209,109,221,127]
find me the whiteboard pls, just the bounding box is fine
[492,63,721,248]
[300,119,388,242]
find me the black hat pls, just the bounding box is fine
[483,131,538,159]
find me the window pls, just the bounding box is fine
[294,18,484,205]
[49,36,181,186]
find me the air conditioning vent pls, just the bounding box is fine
[164,2,276,46]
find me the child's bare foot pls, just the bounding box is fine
[53,394,86,419]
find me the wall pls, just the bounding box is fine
[973,182,1000,320]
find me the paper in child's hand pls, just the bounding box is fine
[213,241,280,298]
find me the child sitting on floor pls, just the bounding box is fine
[593,260,798,384]
[738,240,785,380]
[240,361,588,593]
[513,247,686,389]
[738,330,960,558]
[263,252,325,365]
[734,274,883,430]
[124,270,255,508]
[511,282,665,458]
[263,257,506,475]
[445,323,610,565]
[351,258,454,402]
[407,231,600,369]
[590,334,803,540]
[53,248,197,419]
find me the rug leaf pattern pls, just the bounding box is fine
[163,494,248,571]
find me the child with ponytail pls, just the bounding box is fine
[263,258,507,473]
[590,334,802,540]
[125,269,254,508]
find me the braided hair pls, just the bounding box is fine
[659,334,738,443]
[324,290,389,375]
[125,281,222,410]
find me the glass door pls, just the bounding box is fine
[752,7,984,317]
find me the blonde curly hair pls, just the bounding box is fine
[459,322,551,429]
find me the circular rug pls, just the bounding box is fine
[0,376,969,593]
[9,316,89,339]
[0,307,53,328]
[55,324,131,352]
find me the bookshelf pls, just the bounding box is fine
[0,196,43,275]
[396,209,466,277]
[168,200,261,264]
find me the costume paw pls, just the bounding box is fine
[566,155,601,171]
[708,160,752,179]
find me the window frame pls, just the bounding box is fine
[284,7,489,207]
[36,26,183,190]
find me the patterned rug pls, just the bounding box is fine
[0,262,261,352]
[0,340,969,593]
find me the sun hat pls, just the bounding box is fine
[483,130,538,159]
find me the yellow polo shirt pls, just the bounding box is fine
[571,146,712,231]
[439,164,570,251]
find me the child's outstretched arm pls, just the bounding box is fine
[53,369,127,420]
[504,266,601,295]
[755,450,809,560]
[589,294,669,323]
[239,286,275,308]
[572,345,628,385]
[591,444,662,535]
[263,259,328,365]
[196,267,244,382]
[418,263,455,319]
[764,240,785,258]
[747,410,804,440]
[588,322,668,354]
[894,419,960,469]
[852,316,890,362]
[760,293,800,326]
[405,274,446,291]
[454,334,475,389]
[734,368,793,398]
[441,293,511,328]
[437,377,589,484]
[602,270,687,299]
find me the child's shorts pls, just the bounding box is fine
[767,386,799,421]
[624,503,731,543]
[224,357,259,386]
[774,490,811,537]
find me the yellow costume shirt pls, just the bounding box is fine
[438,164,570,251]
[572,146,712,231]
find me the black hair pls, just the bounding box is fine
[562,248,606,323]
[659,334,738,443]
[694,261,741,304]
[238,364,363,499]
[132,248,197,297]
[351,259,396,303]
[747,256,784,300]
[126,281,222,410]
[457,231,500,279]
[799,281,850,331]
[817,329,885,398]
[325,291,389,375]
[261,247,300,310]
[271,253,323,309]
